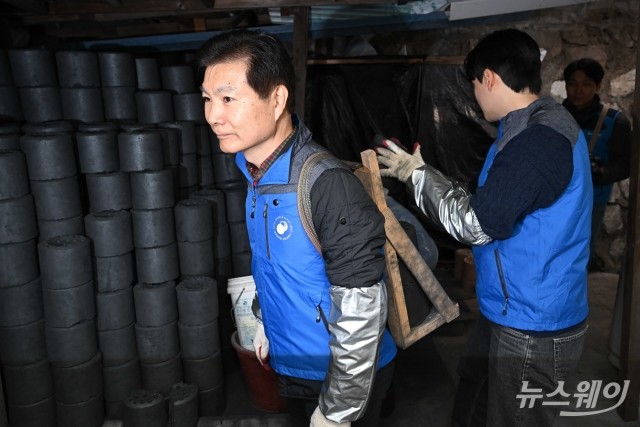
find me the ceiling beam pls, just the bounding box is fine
[21,0,396,26]
[21,10,238,25]
[65,10,532,52]
[46,0,393,15]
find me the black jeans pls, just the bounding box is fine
[452,314,588,427]
[286,360,395,427]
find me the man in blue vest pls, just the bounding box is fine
[562,57,632,268]
[376,28,592,426]
[197,30,396,427]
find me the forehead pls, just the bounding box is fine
[568,70,595,83]
[202,59,249,89]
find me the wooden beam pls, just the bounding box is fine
[32,20,192,40]
[45,0,393,14]
[291,6,309,120]
[0,370,6,427]
[21,10,236,25]
[0,0,46,13]
[307,56,465,65]
[617,8,640,422]
[214,0,394,7]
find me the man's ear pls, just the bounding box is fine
[273,84,288,119]
[483,69,495,90]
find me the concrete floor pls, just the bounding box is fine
[97,268,640,427]
[553,272,639,427]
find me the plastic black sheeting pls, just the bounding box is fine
[304,61,495,189]
[303,61,496,252]
[415,64,495,190]
[305,63,418,163]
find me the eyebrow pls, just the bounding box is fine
[199,84,235,95]
[568,77,595,82]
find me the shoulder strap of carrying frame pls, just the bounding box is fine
[297,151,334,253]
[588,104,610,153]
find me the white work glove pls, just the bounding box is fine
[310,406,351,427]
[376,138,425,183]
[252,322,269,367]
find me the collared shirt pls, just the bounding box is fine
[247,127,297,184]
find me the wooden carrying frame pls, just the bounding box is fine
[355,150,460,349]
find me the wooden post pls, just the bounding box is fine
[617,10,640,421]
[291,6,309,120]
[0,369,7,427]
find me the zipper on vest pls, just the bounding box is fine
[493,248,510,315]
[316,304,330,334]
[250,192,256,219]
[263,203,270,259]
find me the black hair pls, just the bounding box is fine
[563,58,605,84]
[195,29,296,114]
[464,28,542,94]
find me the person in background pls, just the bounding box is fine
[376,28,592,426]
[562,57,632,267]
[196,29,396,427]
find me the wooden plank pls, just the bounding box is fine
[193,18,207,32]
[356,149,459,349]
[618,9,640,421]
[24,13,271,41]
[359,149,460,325]
[45,0,394,14]
[35,20,190,40]
[114,22,186,37]
[23,10,272,29]
[47,0,217,14]
[21,10,236,25]
[308,56,465,65]
[93,10,235,22]
[355,165,413,343]
[0,369,6,427]
[382,205,459,321]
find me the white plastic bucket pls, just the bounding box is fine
[227,275,259,350]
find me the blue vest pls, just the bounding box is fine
[235,124,396,380]
[585,109,621,204]
[472,120,592,331]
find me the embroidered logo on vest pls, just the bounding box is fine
[273,216,293,241]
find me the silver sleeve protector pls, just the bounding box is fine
[410,164,493,246]
[318,281,388,423]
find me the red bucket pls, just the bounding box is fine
[231,331,288,413]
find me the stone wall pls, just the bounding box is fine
[368,0,638,272]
